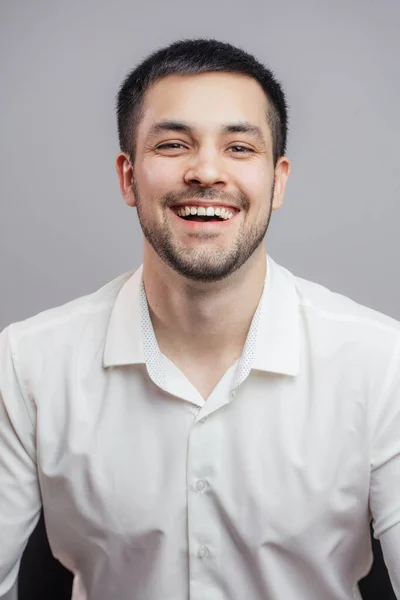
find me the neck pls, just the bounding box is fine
[142,243,267,365]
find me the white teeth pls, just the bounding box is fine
[176,206,235,220]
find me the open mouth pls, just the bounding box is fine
[179,214,226,222]
[171,205,237,223]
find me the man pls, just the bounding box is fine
[0,38,399,600]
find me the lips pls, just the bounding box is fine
[169,206,237,229]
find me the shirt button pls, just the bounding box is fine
[200,416,208,423]
[231,389,236,397]
[198,545,209,559]
[196,480,207,491]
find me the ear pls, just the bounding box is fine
[272,156,290,211]
[116,152,136,207]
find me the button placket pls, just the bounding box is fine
[187,417,222,596]
[197,545,210,559]
[195,479,207,492]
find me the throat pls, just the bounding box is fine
[163,352,241,401]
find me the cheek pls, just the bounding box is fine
[237,167,272,208]
[141,160,179,192]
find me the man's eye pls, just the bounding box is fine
[228,145,254,153]
[156,143,187,150]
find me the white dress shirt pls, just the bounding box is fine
[1,254,400,600]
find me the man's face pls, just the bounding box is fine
[118,72,289,282]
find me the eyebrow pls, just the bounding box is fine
[147,120,267,146]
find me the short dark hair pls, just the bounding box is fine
[117,38,288,166]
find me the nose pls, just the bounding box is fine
[183,149,227,187]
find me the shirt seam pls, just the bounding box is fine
[299,298,400,335]
[8,271,135,343]
[10,302,114,342]
[7,324,37,463]
[368,333,400,471]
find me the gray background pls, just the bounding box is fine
[1,0,400,332]
[1,0,399,598]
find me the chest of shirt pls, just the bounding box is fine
[35,353,370,559]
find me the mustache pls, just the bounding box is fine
[163,189,250,211]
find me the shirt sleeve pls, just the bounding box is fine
[379,523,400,598]
[0,326,42,597]
[369,336,400,597]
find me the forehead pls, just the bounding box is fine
[139,72,271,138]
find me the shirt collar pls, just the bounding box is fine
[103,255,299,377]
[252,254,299,376]
[103,266,145,367]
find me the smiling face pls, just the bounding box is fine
[116,72,290,282]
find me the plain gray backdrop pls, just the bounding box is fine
[1,0,399,330]
[1,0,399,598]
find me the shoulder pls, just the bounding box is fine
[271,259,400,376]
[291,269,400,338]
[2,270,136,370]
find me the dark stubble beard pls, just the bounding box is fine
[134,180,274,283]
